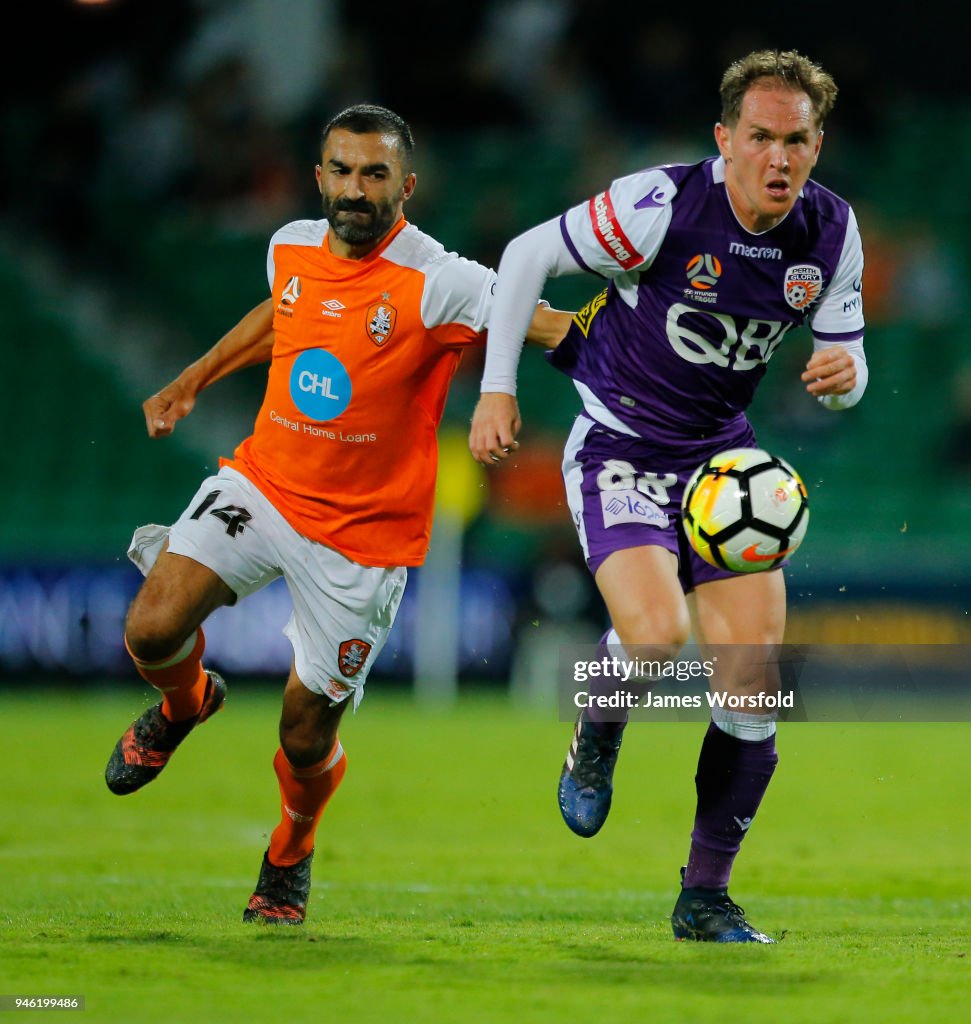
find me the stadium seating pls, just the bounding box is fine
[0,256,205,559]
[3,121,968,590]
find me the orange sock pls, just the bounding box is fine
[268,743,347,866]
[125,629,208,722]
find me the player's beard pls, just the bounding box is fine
[321,193,399,245]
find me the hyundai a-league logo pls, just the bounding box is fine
[290,349,351,420]
[686,253,722,290]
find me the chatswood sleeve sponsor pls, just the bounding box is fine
[588,190,644,270]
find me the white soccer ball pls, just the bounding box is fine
[681,448,809,573]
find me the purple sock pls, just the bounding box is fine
[585,629,632,732]
[682,722,778,891]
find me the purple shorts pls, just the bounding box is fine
[562,414,759,593]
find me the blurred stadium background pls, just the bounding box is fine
[2,0,969,693]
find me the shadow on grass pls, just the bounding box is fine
[67,923,833,994]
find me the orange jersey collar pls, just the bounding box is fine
[322,216,409,266]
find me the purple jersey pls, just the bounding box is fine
[550,157,865,443]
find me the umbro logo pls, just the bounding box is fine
[321,298,345,318]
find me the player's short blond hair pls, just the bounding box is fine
[720,50,838,129]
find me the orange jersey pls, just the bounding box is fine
[224,217,494,567]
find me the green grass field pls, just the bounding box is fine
[0,685,967,1023]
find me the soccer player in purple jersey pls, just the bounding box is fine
[469,50,867,942]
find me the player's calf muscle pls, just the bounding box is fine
[279,676,346,766]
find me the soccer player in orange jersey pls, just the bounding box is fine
[105,105,571,924]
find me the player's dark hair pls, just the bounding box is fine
[320,104,415,171]
[720,50,838,129]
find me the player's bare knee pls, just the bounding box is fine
[124,598,194,663]
[614,606,691,657]
[279,725,337,769]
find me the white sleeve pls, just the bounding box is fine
[479,217,584,394]
[813,336,868,410]
[808,207,865,340]
[421,256,496,332]
[480,168,678,394]
[560,167,675,278]
[807,207,866,410]
[266,234,279,290]
[266,219,328,291]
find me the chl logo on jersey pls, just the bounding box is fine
[784,264,823,310]
[290,348,352,420]
[573,289,607,338]
[366,301,397,346]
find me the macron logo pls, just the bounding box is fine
[634,186,667,209]
[729,241,782,260]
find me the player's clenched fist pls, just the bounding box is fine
[143,380,197,437]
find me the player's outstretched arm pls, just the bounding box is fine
[524,306,573,350]
[470,308,569,463]
[143,298,275,437]
[473,219,581,464]
[469,392,521,466]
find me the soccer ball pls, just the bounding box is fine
[681,448,809,573]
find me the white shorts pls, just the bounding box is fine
[127,467,407,705]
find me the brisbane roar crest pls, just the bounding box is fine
[338,638,372,678]
[365,301,397,346]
